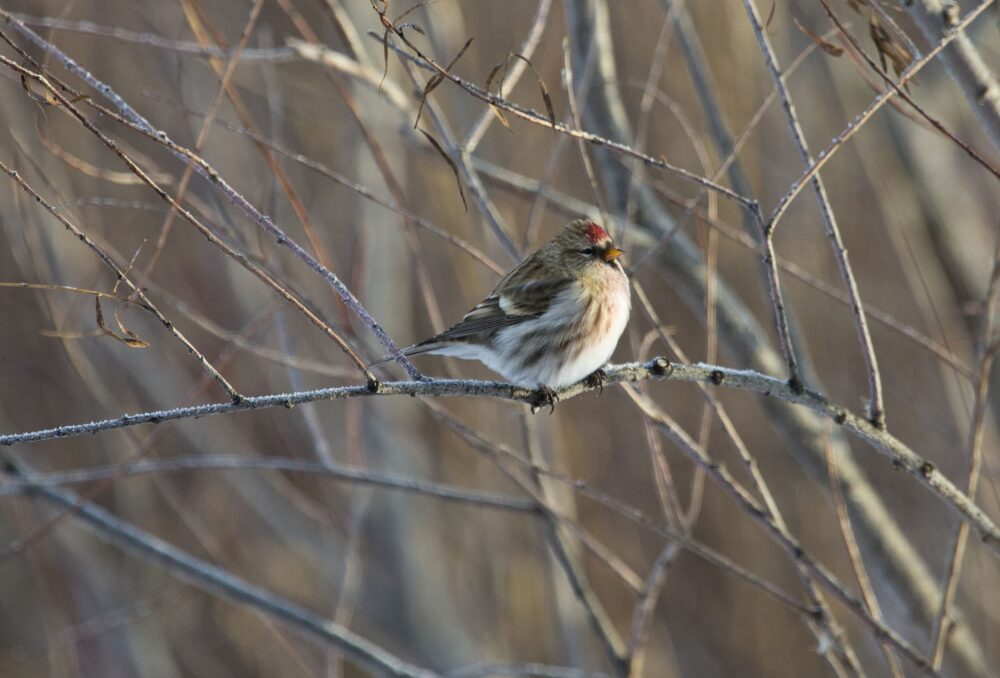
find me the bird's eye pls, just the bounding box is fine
[580,247,597,256]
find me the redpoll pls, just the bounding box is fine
[371,219,631,406]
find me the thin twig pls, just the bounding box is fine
[0,13,419,378]
[561,36,609,225]
[743,0,886,426]
[462,0,552,153]
[625,541,681,677]
[0,455,537,510]
[396,52,522,262]
[521,414,628,674]
[283,0,450,336]
[630,286,860,675]
[365,28,754,207]
[901,0,1000,151]
[4,460,439,678]
[142,0,266,276]
[822,424,905,678]
[0,158,243,401]
[0,50,376,384]
[91,96,505,276]
[927,233,1000,668]
[622,387,935,676]
[768,0,999,232]
[11,13,296,59]
[420,400,815,617]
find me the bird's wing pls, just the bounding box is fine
[424,276,574,343]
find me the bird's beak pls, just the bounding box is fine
[601,246,624,263]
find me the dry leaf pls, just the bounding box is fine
[484,60,512,130]
[793,18,844,57]
[95,295,149,348]
[765,0,777,31]
[414,37,473,128]
[20,72,59,106]
[512,53,556,132]
[419,128,467,212]
[869,14,913,81]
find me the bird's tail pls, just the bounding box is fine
[366,341,448,369]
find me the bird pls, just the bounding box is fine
[370,219,631,410]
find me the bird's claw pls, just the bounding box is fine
[584,368,608,394]
[530,385,560,414]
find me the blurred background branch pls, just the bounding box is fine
[0,1,998,676]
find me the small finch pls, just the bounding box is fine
[371,219,631,407]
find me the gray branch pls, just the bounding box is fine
[4,359,1000,563]
[0,456,537,511]
[8,464,439,677]
[902,0,1000,151]
[0,11,419,378]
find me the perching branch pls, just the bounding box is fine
[4,358,1000,563]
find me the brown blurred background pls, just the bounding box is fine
[0,0,998,676]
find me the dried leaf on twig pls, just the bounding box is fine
[511,53,556,132]
[95,294,149,348]
[371,0,394,91]
[869,14,913,82]
[793,18,844,57]
[20,72,60,106]
[484,60,511,130]
[414,37,474,128]
[765,0,777,31]
[418,128,467,212]
[485,61,506,94]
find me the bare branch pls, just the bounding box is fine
[901,0,1000,151]
[0,455,537,511]
[0,13,420,378]
[4,358,1000,565]
[743,0,886,426]
[5,461,439,678]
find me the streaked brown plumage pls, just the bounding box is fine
[371,219,631,394]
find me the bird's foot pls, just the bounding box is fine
[530,385,560,414]
[584,368,608,394]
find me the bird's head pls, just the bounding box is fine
[552,219,624,272]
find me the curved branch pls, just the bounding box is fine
[3,358,1000,561]
[12,471,439,677]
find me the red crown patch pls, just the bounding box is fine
[584,221,609,244]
